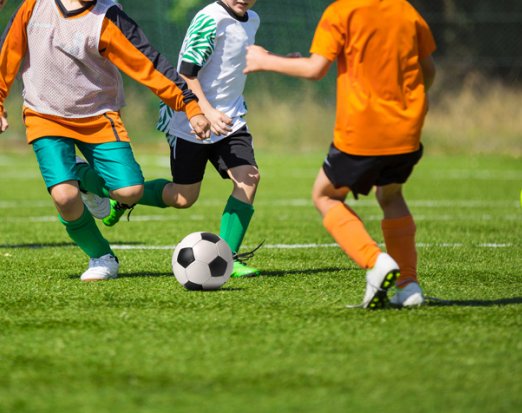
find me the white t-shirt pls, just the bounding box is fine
[157,1,260,143]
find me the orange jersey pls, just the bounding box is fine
[310,0,436,156]
[0,0,202,143]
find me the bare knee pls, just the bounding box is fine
[111,185,144,206]
[172,196,198,209]
[50,182,83,219]
[163,182,200,208]
[230,166,260,204]
[312,183,346,217]
[376,184,411,218]
[376,185,403,208]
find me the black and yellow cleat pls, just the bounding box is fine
[362,253,400,310]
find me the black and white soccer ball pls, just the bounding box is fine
[172,232,233,290]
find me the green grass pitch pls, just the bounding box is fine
[0,149,520,413]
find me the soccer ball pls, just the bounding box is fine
[172,232,233,290]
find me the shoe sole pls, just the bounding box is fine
[230,271,260,278]
[102,220,119,227]
[365,270,400,310]
[81,275,117,282]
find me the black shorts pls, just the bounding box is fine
[322,144,423,198]
[168,125,257,185]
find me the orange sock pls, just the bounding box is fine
[381,215,418,287]
[323,203,381,269]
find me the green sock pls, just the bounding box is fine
[220,196,254,254]
[59,208,113,258]
[76,162,110,197]
[139,179,169,208]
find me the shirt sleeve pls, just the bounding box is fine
[309,3,345,62]
[0,0,35,117]
[99,6,203,120]
[178,12,217,77]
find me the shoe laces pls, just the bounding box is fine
[115,202,135,221]
[233,240,264,264]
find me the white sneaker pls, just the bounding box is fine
[81,254,119,281]
[75,156,110,219]
[362,253,400,309]
[80,191,111,219]
[390,282,425,307]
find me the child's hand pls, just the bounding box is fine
[189,114,211,140]
[0,111,9,134]
[206,108,232,136]
[244,45,269,74]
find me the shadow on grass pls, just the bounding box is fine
[67,271,172,280]
[426,296,522,307]
[260,267,353,277]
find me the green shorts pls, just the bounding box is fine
[32,137,144,190]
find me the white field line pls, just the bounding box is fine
[2,213,520,223]
[95,242,518,250]
[0,243,514,252]
[0,199,519,209]
[1,164,521,180]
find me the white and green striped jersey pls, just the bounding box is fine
[157,1,260,143]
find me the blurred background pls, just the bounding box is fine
[1,0,521,155]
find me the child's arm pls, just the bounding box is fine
[0,111,7,133]
[181,74,232,136]
[420,56,436,91]
[0,0,33,131]
[244,45,332,80]
[99,6,209,138]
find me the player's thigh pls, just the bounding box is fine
[227,164,260,188]
[163,181,202,208]
[375,183,404,204]
[322,143,384,200]
[375,145,423,187]
[313,167,350,203]
[168,135,209,185]
[210,126,258,180]
[78,141,144,191]
[32,136,78,189]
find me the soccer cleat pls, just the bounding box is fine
[80,254,119,281]
[229,241,264,278]
[362,253,400,309]
[390,282,425,307]
[231,260,260,278]
[80,190,111,219]
[102,199,134,227]
[76,156,111,219]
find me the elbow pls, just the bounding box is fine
[307,72,325,81]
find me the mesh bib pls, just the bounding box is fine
[22,0,125,118]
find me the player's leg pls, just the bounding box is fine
[79,142,145,227]
[224,164,260,277]
[312,167,381,269]
[375,147,424,306]
[211,127,261,277]
[376,183,417,286]
[315,145,399,308]
[33,137,118,280]
[74,156,111,219]
[160,134,208,208]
